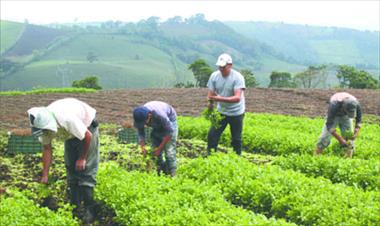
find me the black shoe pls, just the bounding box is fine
[80,186,96,224]
[169,169,176,177]
[83,207,95,224]
[69,184,81,218]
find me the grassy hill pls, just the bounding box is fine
[1,18,306,90]
[4,23,67,57]
[226,21,380,70]
[1,34,194,90]
[1,18,378,91]
[0,21,25,54]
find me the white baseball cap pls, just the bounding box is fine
[215,53,232,67]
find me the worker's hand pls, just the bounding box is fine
[352,128,360,140]
[153,148,161,157]
[141,149,147,157]
[75,158,86,171]
[40,174,49,184]
[208,99,214,110]
[339,139,348,148]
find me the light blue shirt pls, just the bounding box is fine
[207,69,246,116]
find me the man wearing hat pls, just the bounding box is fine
[133,101,178,176]
[27,98,99,223]
[207,53,246,155]
[315,92,362,157]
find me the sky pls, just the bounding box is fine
[1,0,379,31]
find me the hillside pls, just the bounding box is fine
[0,20,25,54]
[1,34,192,90]
[1,17,379,91]
[0,18,306,90]
[226,21,380,71]
[4,23,67,57]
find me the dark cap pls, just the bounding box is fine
[342,99,357,118]
[133,106,150,128]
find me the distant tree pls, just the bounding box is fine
[136,16,161,38]
[184,81,195,88]
[146,16,160,27]
[174,81,195,88]
[336,65,379,89]
[101,20,121,30]
[268,71,296,88]
[186,14,206,24]
[174,82,185,88]
[294,65,328,88]
[121,22,137,34]
[188,59,213,87]
[241,69,259,87]
[0,59,19,74]
[72,76,102,90]
[167,16,183,24]
[86,52,98,63]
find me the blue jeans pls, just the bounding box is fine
[317,116,354,150]
[207,114,244,155]
[151,121,178,173]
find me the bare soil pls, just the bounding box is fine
[1,88,379,129]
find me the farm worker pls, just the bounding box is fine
[27,98,99,224]
[207,53,246,155]
[133,101,178,176]
[315,92,362,157]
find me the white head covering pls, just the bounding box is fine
[27,107,58,133]
[215,53,233,67]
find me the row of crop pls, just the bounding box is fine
[0,190,78,226]
[178,113,380,159]
[100,134,380,192]
[95,162,294,226]
[93,131,380,194]
[103,133,380,193]
[179,153,380,226]
[271,154,380,191]
[0,87,97,96]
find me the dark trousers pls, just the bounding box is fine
[65,122,99,187]
[207,114,244,155]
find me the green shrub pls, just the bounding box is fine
[72,76,102,90]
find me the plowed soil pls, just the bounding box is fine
[1,88,379,129]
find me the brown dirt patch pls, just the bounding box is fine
[1,88,379,129]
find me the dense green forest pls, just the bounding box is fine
[1,15,379,90]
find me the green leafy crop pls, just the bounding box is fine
[201,108,225,129]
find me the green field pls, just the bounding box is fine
[1,19,379,90]
[1,34,194,90]
[1,113,379,225]
[0,21,25,54]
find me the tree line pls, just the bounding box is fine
[182,59,379,89]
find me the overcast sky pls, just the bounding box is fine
[1,0,379,31]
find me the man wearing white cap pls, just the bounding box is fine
[315,92,362,157]
[207,53,246,155]
[27,98,99,223]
